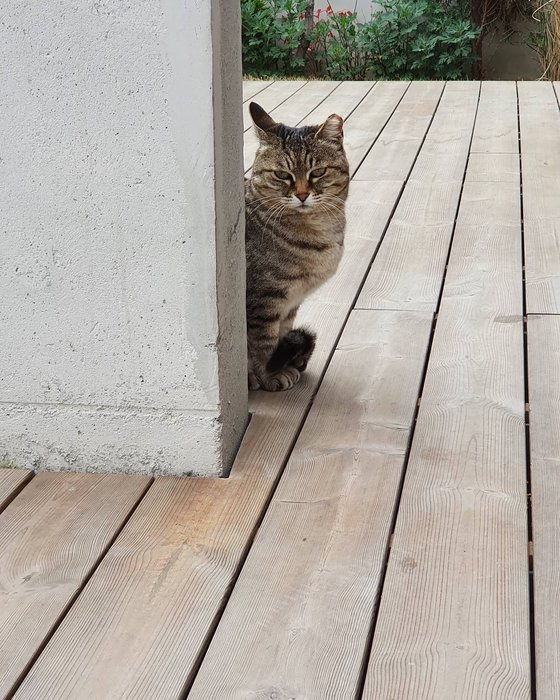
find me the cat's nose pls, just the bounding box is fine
[296,192,309,202]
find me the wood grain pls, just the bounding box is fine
[353,81,443,181]
[527,315,560,699]
[363,151,530,698]
[356,81,480,312]
[410,81,481,183]
[342,80,409,174]
[242,79,307,132]
[188,310,432,699]
[0,472,150,698]
[519,81,560,313]
[295,80,374,130]
[12,96,429,699]
[470,80,518,154]
[0,469,32,512]
[242,79,273,102]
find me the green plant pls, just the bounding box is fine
[241,0,309,76]
[311,1,479,80]
[311,8,369,79]
[240,0,480,80]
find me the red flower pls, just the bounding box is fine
[326,5,333,15]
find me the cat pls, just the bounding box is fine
[245,101,350,391]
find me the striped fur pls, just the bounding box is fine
[246,102,349,391]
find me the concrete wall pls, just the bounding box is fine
[0,0,248,476]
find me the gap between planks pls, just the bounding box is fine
[0,469,33,514]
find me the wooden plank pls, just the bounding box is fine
[187,310,432,699]
[0,469,32,512]
[295,80,374,129]
[409,81,481,183]
[465,152,519,183]
[527,315,560,699]
[242,79,307,133]
[13,142,428,699]
[343,81,409,175]
[356,81,480,312]
[353,81,444,181]
[0,471,150,698]
[470,80,518,154]
[520,81,560,313]
[242,79,273,102]
[243,80,340,169]
[363,152,530,697]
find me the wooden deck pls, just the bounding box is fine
[2,80,560,699]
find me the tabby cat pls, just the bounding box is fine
[245,102,350,391]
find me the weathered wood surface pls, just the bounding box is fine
[242,79,306,133]
[519,81,560,313]
[188,310,432,699]
[356,81,480,312]
[0,469,31,512]
[470,80,518,154]
[527,315,560,699]
[354,81,443,181]
[363,142,530,698]
[242,79,273,102]
[0,472,150,698]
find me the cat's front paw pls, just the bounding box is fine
[248,371,261,391]
[263,366,301,392]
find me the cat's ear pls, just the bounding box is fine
[250,102,278,141]
[315,114,344,142]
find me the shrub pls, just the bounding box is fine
[241,0,308,76]
[241,0,480,80]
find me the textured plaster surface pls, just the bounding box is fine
[0,0,247,475]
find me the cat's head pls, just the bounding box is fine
[248,101,349,213]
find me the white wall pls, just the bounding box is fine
[0,0,247,476]
[323,0,380,20]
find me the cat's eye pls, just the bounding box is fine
[310,167,327,179]
[274,170,293,181]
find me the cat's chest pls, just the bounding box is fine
[286,242,343,305]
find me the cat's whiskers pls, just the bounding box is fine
[315,196,344,223]
[246,195,284,213]
[261,201,287,243]
[320,193,345,208]
[267,202,288,237]
[317,204,343,228]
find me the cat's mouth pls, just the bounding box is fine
[289,195,315,211]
